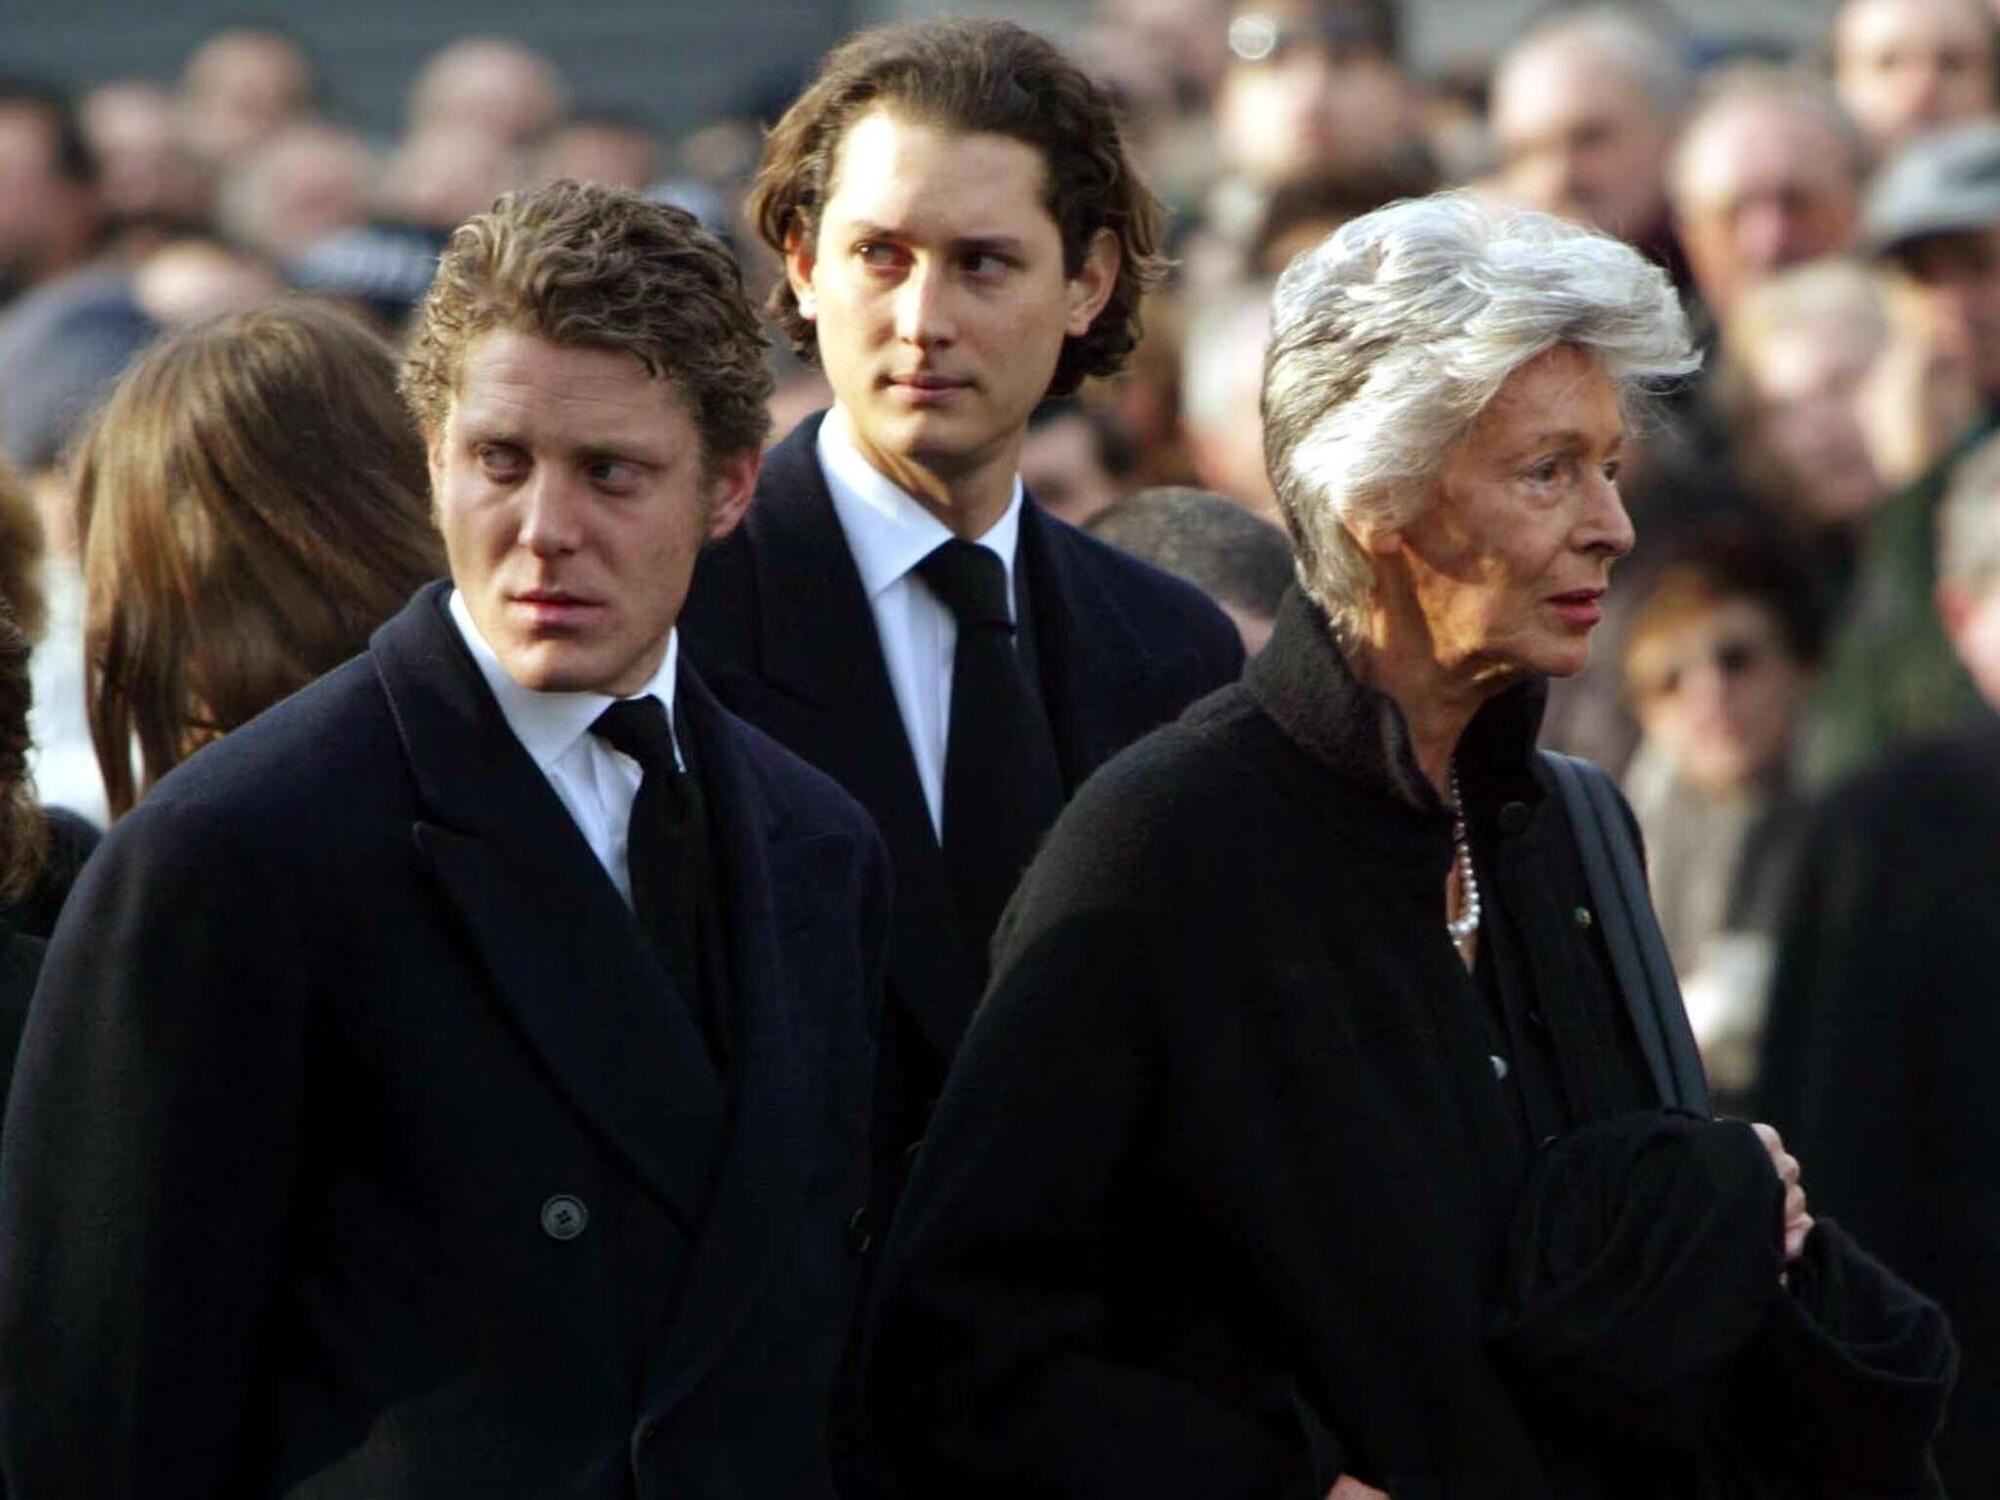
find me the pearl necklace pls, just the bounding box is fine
[1446,760,1482,946]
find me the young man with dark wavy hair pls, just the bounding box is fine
[0,180,890,1500]
[681,18,1245,1228]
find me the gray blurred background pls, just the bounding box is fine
[10,1,1838,143]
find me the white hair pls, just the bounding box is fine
[1261,191,1698,632]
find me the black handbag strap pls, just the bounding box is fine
[1540,750,1712,1116]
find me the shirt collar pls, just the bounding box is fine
[817,403,1025,604]
[447,587,680,771]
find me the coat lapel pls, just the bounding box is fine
[733,420,978,1058]
[1018,503,1190,790]
[638,665,852,1418]
[371,585,727,1237]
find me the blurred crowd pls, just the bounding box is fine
[2,0,2000,1485]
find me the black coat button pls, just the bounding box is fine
[1498,801,1531,835]
[541,1194,588,1241]
[846,1206,873,1255]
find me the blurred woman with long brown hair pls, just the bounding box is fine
[76,296,444,818]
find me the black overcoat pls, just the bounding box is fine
[679,412,1244,1217]
[864,590,1948,1499]
[0,582,891,1500]
[1757,710,2000,1495]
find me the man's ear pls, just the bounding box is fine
[784,221,819,323]
[1063,227,1120,338]
[424,420,448,513]
[703,447,761,543]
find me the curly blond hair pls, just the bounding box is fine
[401,180,772,466]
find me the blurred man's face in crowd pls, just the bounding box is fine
[409,39,566,149]
[180,29,313,167]
[1020,408,1125,528]
[1490,37,1674,243]
[535,120,660,193]
[1833,0,1997,157]
[1673,99,1860,317]
[1740,321,1885,525]
[1216,1,1415,189]
[1891,226,2000,403]
[430,328,755,696]
[0,102,97,298]
[787,108,1116,500]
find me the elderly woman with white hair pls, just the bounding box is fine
[859,195,1955,1499]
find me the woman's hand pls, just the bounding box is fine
[1752,1121,1813,1263]
[1326,1478,1390,1499]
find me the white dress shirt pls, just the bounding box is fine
[817,404,1024,837]
[447,588,680,906]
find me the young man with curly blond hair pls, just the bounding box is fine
[0,180,889,1500]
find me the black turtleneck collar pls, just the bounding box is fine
[1243,587,1549,820]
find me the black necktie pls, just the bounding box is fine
[915,540,1065,978]
[590,696,726,1069]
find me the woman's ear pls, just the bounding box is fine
[1347,512,1404,560]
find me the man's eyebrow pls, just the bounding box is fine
[952,234,1028,256]
[839,221,1031,257]
[573,441,664,468]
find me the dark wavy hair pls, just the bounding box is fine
[749,18,1167,399]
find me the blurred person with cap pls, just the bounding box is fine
[1831,0,1999,161]
[1767,125,2000,784]
[1758,422,2000,1498]
[1488,6,1694,284]
[1865,116,2000,421]
[1667,65,1866,326]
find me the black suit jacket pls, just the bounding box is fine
[0,583,891,1500]
[680,413,1244,1198]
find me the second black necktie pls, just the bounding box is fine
[914,539,1065,979]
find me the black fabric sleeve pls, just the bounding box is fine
[0,799,308,1499]
[861,901,1339,1500]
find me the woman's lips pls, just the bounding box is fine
[1547,590,1605,628]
